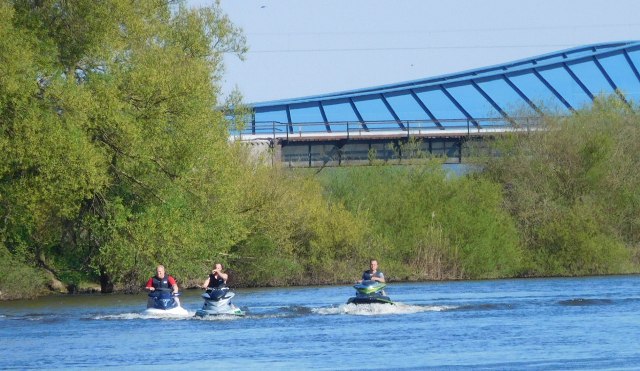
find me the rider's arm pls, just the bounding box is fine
[202,277,210,289]
[217,271,228,282]
[145,278,155,291]
[375,273,385,283]
[168,276,179,294]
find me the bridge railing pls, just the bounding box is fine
[229,116,544,142]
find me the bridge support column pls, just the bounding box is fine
[271,139,282,166]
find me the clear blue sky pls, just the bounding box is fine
[189,0,640,104]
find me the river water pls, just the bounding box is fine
[1,275,639,370]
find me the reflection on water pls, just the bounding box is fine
[557,298,615,306]
[2,275,640,369]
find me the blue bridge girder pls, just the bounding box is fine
[232,41,640,142]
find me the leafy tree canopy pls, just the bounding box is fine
[0,0,247,293]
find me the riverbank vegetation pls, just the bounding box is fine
[1,1,639,300]
[476,97,640,276]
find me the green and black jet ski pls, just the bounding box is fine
[347,280,393,305]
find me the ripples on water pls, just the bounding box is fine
[2,275,640,370]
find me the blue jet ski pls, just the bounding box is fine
[347,280,393,305]
[195,286,244,317]
[144,288,189,316]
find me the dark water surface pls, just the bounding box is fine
[1,275,639,370]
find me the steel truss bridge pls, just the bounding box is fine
[231,41,640,167]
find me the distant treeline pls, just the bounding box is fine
[1,2,639,300]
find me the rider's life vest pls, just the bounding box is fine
[362,270,384,281]
[207,273,226,288]
[152,275,172,289]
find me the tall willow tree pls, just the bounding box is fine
[0,0,247,296]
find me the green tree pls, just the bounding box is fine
[1,0,248,296]
[319,163,524,280]
[479,96,639,275]
[229,161,368,286]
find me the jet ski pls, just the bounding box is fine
[347,280,393,305]
[144,288,189,316]
[195,286,245,317]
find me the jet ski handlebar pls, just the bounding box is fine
[148,287,180,296]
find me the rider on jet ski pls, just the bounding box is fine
[202,263,228,289]
[196,263,244,316]
[358,259,385,283]
[145,265,180,307]
[347,259,392,304]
